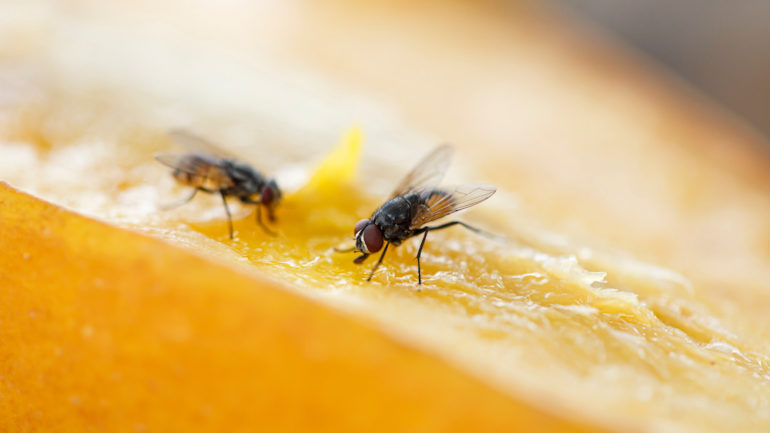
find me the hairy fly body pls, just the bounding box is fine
[347,144,496,284]
[155,130,281,239]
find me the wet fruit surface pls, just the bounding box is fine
[2,119,770,432]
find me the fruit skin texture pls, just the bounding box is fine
[0,182,601,433]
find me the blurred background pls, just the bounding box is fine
[553,0,770,139]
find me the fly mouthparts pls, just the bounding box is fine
[354,254,370,264]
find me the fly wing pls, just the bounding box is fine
[390,144,453,199]
[155,153,222,178]
[168,129,236,159]
[409,184,496,229]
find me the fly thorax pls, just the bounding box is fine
[229,161,263,197]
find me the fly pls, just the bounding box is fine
[155,130,281,239]
[346,144,496,284]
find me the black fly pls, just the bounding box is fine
[347,144,496,284]
[155,130,281,239]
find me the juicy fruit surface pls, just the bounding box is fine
[2,115,769,433]
[201,133,770,433]
[1,183,605,433]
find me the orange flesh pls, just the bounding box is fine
[0,182,603,433]
[2,93,770,433]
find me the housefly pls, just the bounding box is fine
[155,130,281,239]
[346,144,496,284]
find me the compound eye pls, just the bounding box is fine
[261,186,275,205]
[362,224,383,253]
[354,219,370,235]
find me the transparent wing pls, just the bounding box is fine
[410,184,496,228]
[154,152,224,177]
[168,129,235,158]
[390,144,454,199]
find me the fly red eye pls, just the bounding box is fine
[362,224,383,253]
[261,186,274,205]
[354,219,370,235]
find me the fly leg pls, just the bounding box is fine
[161,187,215,210]
[424,220,504,241]
[425,220,483,235]
[255,204,277,236]
[431,220,506,242]
[415,228,430,285]
[220,190,234,239]
[242,199,277,236]
[414,221,493,284]
[333,246,356,253]
[367,242,390,282]
[164,188,198,210]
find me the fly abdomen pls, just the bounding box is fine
[166,154,227,190]
[172,167,210,188]
[420,188,453,208]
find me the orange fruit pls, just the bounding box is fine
[2,1,770,432]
